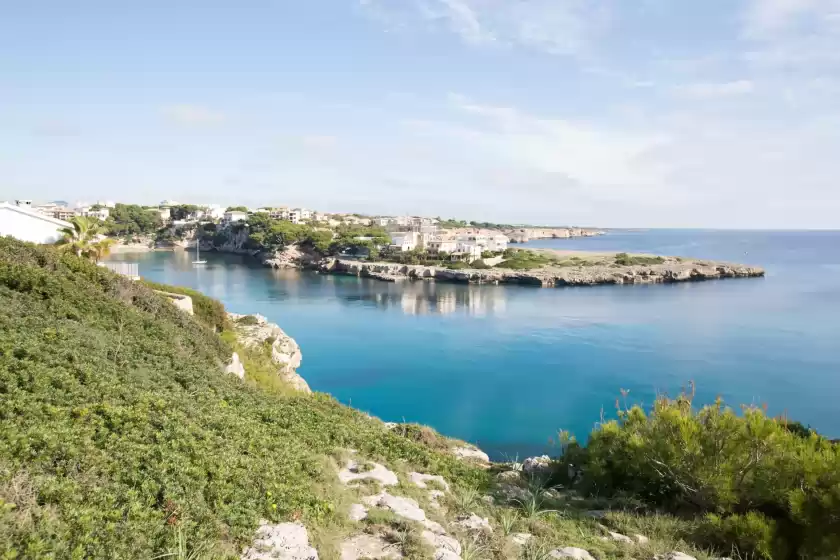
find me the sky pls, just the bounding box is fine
[1,0,839,228]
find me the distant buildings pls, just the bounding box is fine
[222,210,249,225]
[0,201,71,244]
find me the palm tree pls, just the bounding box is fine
[88,238,116,263]
[56,216,102,259]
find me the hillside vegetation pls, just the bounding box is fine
[0,237,835,560]
[0,238,481,558]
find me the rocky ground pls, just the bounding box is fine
[318,256,764,287]
[237,437,722,560]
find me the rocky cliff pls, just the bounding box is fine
[319,258,765,287]
[503,227,605,243]
[227,312,311,393]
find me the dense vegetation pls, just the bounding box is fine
[554,388,840,559]
[0,237,482,558]
[495,249,556,270]
[140,279,231,332]
[103,203,163,237]
[614,253,665,266]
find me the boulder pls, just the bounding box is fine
[522,455,554,478]
[363,492,426,522]
[241,521,318,560]
[225,352,246,379]
[434,550,461,560]
[549,548,595,560]
[348,503,368,522]
[452,445,490,464]
[510,533,532,546]
[421,531,461,555]
[607,531,633,544]
[409,472,450,491]
[455,513,493,534]
[338,461,399,487]
[340,534,402,560]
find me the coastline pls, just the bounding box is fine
[315,256,765,287]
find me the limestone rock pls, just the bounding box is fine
[496,470,521,482]
[348,503,368,522]
[607,531,633,544]
[422,519,447,535]
[434,550,461,560]
[496,483,531,503]
[340,534,402,560]
[228,313,310,393]
[428,490,445,509]
[510,533,532,546]
[225,352,246,379]
[363,492,426,522]
[549,547,595,560]
[241,521,318,560]
[634,534,650,544]
[655,554,697,560]
[421,531,461,555]
[409,472,450,491]
[452,445,490,464]
[455,513,493,534]
[522,455,554,478]
[338,461,399,487]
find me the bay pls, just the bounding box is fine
[109,229,840,459]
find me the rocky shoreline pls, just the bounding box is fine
[503,227,605,243]
[317,257,765,287]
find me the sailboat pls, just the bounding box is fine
[192,240,207,265]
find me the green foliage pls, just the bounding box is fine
[0,238,486,558]
[105,203,164,236]
[226,206,248,212]
[695,512,782,560]
[559,389,840,558]
[235,315,260,326]
[140,280,231,332]
[445,261,469,270]
[56,216,114,263]
[614,252,665,266]
[495,250,555,270]
[171,205,201,221]
[471,260,490,269]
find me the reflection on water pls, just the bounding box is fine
[113,250,508,317]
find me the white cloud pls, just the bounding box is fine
[162,104,227,126]
[673,80,755,98]
[359,0,612,56]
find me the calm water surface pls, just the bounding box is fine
[110,230,840,459]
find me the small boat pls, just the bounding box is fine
[192,241,207,265]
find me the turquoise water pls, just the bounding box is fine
[109,230,840,459]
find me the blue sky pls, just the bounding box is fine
[2,0,839,228]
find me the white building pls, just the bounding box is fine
[454,232,509,252]
[451,242,483,263]
[390,232,420,252]
[95,200,116,208]
[203,205,226,220]
[0,201,72,244]
[222,210,249,225]
[426,238,458,254]
[76,206,110,221]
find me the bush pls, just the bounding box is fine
[471,259,490,269]
[236,315,260,326]
[695,512,783,560]
[558,389,840,558]
[614,252,665,266]
[0,237,487,558]
[141,279,230,332]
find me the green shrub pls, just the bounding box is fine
[694,512,782,560]
[471,259,490,269]
[236,315,260,326]
[446,261,469,270]
[558,389,840,558]
[0,237,487,558]
[614,252,665,266]
[141,279,230,332]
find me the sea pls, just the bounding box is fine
[108,229,840,460]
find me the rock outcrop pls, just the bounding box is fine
[227,313,310,393]
[503,227,604,243]
[319,258,765,288]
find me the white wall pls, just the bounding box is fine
[0,207,66,244]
